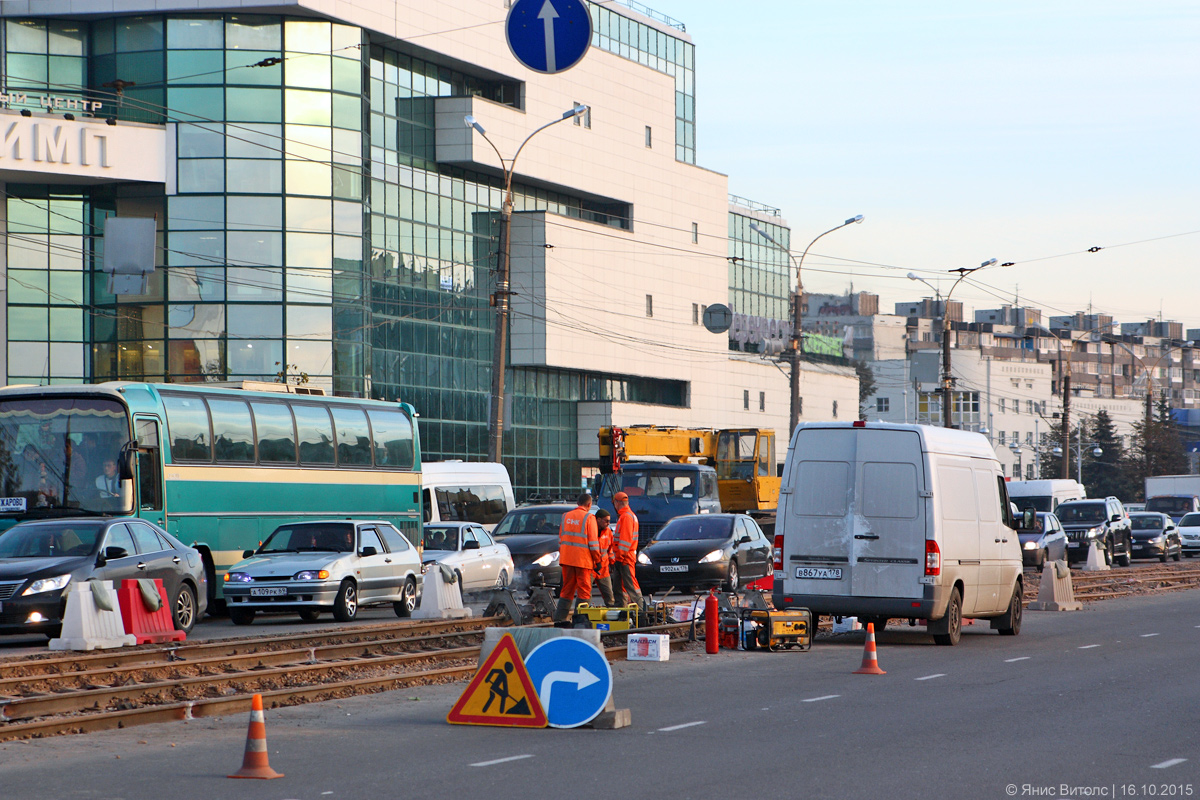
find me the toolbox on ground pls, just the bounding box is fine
[572,603,640,631]
[742,608,812,651]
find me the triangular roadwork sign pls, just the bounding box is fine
[447,633,547,728]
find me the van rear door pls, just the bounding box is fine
[781,427,925,600]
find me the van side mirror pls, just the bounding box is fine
[360,546,378,557]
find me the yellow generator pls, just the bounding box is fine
[742,609,812,651]
[571,603,640,632]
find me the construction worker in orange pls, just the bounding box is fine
[594,509,615,607]
[612,492,644,609]
[554,492,601,623]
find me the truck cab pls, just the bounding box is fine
[594,462,720,548]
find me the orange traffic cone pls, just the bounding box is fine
[228,694,284,779]
[853,623,887,675]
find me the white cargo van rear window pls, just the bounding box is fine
[793,461,850,517]
[862,462,918,519]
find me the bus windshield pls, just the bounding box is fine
[0,397,131,517]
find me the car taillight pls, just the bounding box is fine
[925,539,941,576]
[773,534,784,570]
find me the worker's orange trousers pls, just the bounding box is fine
[560,565,594,603]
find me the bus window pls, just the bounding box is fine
[293,404,335,465]
[331,407,372,466]
[251,402,296,464]
[366,409,414,469]
[162,394,211,461]
[208,399,255,462]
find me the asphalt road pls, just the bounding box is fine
[1,589,1197,800]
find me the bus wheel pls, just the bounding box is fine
[334,580,358,622]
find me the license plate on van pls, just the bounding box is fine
[795,567,842,580]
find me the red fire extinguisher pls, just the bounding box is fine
[705,588,719,654]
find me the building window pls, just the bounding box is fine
[832,400,838,419]
[645,294,653,317]
[1026,463,1035,480]
[876,397,890,413]
[759,391,765,412]
[692,303,699,325]
[1026,399,1034,414]
[691,222,698,244]
[645,125,652,148]
[1012,398,1020,414]
[744,389,750,410]
[997,430,1006,445]
[998,398,1006,413]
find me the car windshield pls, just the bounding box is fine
[493,509,565,537]
[0,397,132,518]
[1146,497,1193,515]
[1055,503,1107,523]
[653,517,734,542]
[598,471,697,499]
[260,524,353,553]
[0,521,104,558]
[1180,513,1200,527]
[423,526,460,550]
[1131,515,1164,531]
[1012,496,1053,513]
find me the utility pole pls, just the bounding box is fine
[941,258,1000,429]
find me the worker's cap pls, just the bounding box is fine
[614,492,629,502]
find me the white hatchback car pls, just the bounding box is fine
[1178,512,1200,557]
[223,520,422,624]
[421,522,514,592]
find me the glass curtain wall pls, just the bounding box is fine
[727,208,791,338]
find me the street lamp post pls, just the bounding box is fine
[751,215,863,435]
[1052,437,1103,485]
[937,259,998,428]
[466,104,589,463]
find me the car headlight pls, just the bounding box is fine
[293,569,330,581]
[21,574,71,596]
[532,551,559,567]
[698,549,724,564]
[1085,526,1104,539]
[1023,541,1037,550]
[637,552,651,565]
[224,571,253,583]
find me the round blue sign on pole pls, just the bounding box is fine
[524,637,613,728]
[506,0,592,75]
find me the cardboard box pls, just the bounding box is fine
[627,633,670,661]
[669,603,700,622]
[832,616,861,634]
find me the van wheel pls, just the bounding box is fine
[932,588,962,646]
[997,584,1022,636]
[862,616,887,632]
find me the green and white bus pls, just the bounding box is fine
[0,381,422,608]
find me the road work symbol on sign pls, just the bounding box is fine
[447,633,548,728]
[523,637,613,729]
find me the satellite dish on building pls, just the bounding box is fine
[702,303,733,334]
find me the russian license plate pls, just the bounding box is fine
[250,586,287,597]
[659,565,688,573]
[795,567,843,580]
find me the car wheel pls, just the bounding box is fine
[932,587,962,646]
[333,579,358,622]
[1172,546,1182,562]
[394,577,417,618]
[997,583,1022,636]
[1116,538,1131,567]
[1160,548,1169,563]
[172,583,197,634]
[229,608,255,626]
[1103,540,1113,566]
[724,560,739,592]
[495,569,509,589]
[298,609,321,622]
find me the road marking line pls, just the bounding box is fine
[470,755,534,768]
[1078,644,1101,649]
[915,674,945,681]
[1151,758,1187,769]
[658,721,706,732]
[1141,633,1160,638]
[802,695,840,703]
[1005,657,1031,662]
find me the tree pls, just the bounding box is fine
[1038,422,1066,480]
[1127,391,1188,500]
[1081,410,1136,500]
[854,360,876,421]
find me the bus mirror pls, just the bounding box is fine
[119,450,136,480]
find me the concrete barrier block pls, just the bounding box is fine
[1027,559,1082,612]
[480,626,601,664]
[1082,541,1111,572]
[412,567,472,620]
[49,580,137,651]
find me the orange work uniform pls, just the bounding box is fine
[596,525,612,579]
[558,505,600,603]
[614,507,640,567]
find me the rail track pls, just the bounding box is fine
[1023,559,1200,602]
[0,616,691,742]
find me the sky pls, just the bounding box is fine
[641,1,1199,328]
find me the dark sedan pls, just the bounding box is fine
[491,504,576,589]
[1129,512,1182,562]
[0,517,207,637]
[635,513,771,594]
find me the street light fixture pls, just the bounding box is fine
[750,215,864,435]
[1051,440,1103,484]
[465,103,589,463]
[938,258,1001,428]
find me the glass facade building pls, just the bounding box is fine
[0,6,709,500]
[727,201,792,325]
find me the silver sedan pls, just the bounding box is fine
[421,522,514,592]
[223,520,422,624]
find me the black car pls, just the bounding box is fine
[0,517,207,637]
[635,513,771,594]
[1129,512,1183,562]
[491,503,577,589]
[1055,497,1133,566]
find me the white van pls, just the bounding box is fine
[421,461,516,532]
[1005,479,1086,513]
[773,422,1024,645]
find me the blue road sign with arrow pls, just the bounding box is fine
[506,0,592,75]
[523,637,613,728]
